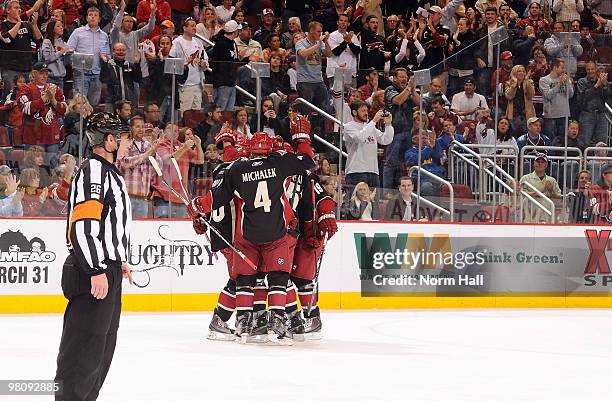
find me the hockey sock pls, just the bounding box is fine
[235,275,256,317]
[293,277,320,318]
[267,271,289,316]
[215,279,236,322]
[253,277,268,313]
[285,280,298,315]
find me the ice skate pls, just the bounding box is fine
[235,312,253,344]
[286,311,306,342]
[247,311,269,344]
[207,313,235,341]
[304,316,322,340]
[267,312,293,346]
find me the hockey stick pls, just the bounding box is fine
[148,156,257,270]
[307,233,327,316]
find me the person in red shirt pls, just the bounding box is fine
[151,124,204,218]
[517,1,551,39]
[136,0,171,39]
[18,62,67,169]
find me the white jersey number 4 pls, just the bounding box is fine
[254,181,272,212]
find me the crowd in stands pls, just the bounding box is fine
[0,0,612,224]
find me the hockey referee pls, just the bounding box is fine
[55,113,134,401]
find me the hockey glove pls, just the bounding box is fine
[192,216,209,235]
[187,193,212,219]
[317,197,337,239]
[290,115,311,145]
[301,220,322,248]
[215,128,236,149]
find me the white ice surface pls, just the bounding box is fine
[0,310,610,401]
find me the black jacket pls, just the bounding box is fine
[211,35,239,88]
[146,58,188,107]
[99,58,142,104]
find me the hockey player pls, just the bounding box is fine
[209,130,315,344]
[188,128,247,341]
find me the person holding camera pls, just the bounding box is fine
[382,67,419,191]
[343,100,394,198]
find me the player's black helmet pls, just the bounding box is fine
[85,112,128,148]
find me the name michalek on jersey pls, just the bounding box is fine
[242,168,277,182]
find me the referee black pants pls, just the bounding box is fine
[55,254,122,401]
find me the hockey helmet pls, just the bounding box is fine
[85,112,128,148]
[251,132,273,155]
[237,135,252,157]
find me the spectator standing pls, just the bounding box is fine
[527,45,550,95]
[544,21,582,77]
[151,125,204,218]
[577,62,609,147]
[490,50,514,114]
[383,68,419,190]
[505,64,536,135]
[553,0,584,27]
[110,0,156,63]
[447,17,478,98]
[59,94,94,158]
[316,0,349,34]
[0,0,42,98]
[116,115,158,218]
[417,6,451,91]
[18,62,67,169]
[0,165,24,217]
[196,7,221,44]
[352,14,390,86]
[512,24,537,67]
[539,58,574,140]
[66,6,111,106]
[326,14,361,88]
[295,21,332,139]
[343,101,394,194]
[450,78,489,121]
[41,18,71,88]
[475,7,510,98]
[211,20,240,112]
[517,1,551,38]
[147,34,188,122]
[169,17,209,114]
[254,8,276,50]
[100,42,143,106]
[169,0,195,32]
[136,0,171,39]
[215,0,239,24]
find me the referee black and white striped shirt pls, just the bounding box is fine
[66,154,132,275]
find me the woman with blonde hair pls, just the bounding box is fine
[346,181,378,220]
[18,167,64,216]
[23,145,53,187]
[505,64,535,136]
[196,6,221,45]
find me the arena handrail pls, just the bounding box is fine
[449,141,484,202]
[408,166,454,222]
[520,181,555,223]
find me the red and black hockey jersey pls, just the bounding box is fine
[211,152,315,244]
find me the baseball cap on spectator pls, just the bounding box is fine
[428,6,443,14]
[144,123,154,131]
[32,62,49,72]
[464,77,476,85]
[527,116,541,125]
[263,8,274,16]
[240,21,250,30]
[0,165,12,175]
[534,153,548,163]
[501,51,513,60]
[224,20,240,33]
[161,20,174,28]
